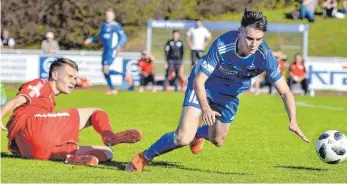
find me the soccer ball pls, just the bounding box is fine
[316,130,347,164]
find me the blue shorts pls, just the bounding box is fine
[183,77,239,123]
[102,50,118,66]
[102,55,115,66]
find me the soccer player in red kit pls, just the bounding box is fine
[0,58,142,166]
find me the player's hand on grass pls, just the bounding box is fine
[289,122,310,143]
[0,122,7,131]
[202,108,221,125]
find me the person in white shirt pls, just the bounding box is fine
[0,30,16,49]
[185,19,212,69]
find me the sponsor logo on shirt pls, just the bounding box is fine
[201,60,215,73]
[270,66,281,79]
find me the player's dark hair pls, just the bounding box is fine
[172,30,180,34]
[241,9,267,32]
[48,58,79,80]
[195,18,200,22]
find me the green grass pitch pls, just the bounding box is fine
[1,88,347,182]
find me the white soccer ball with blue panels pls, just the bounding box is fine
[316,130,347,164]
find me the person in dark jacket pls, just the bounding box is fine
[163,30,184,91]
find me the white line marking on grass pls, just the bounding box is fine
[296,101,345,111]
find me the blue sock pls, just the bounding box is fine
[144,132,179,160]
[196,125,209,140]
[104,74,115,90]
[108,70,126,77]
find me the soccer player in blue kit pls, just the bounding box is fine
[85,8,132,95]
[126,9,310,172]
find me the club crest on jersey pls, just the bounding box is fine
[246,65,255,70]
[176,42,182,47]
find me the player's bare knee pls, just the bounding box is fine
[174,134,194,146]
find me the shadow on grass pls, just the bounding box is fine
[1,152,22,159]
[150,161,249,175]
[1,152,248,175]
[1,152,128,170]
[275,165,328,171]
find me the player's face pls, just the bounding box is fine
[56,65,77,94]
[3,31,9,38]
[295,55,303,63]
[195,21,202,27]
[173,32,180,40]
[105,11,115,22]
[239,27,264,56]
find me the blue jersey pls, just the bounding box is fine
[184,31,282,123]
[90,21,127,60]
[193,31,282,98]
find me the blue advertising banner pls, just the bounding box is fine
[120,58,141,90]
[39,56,60,79]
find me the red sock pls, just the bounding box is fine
[90,110,114,139]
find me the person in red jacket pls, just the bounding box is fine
[287,54,308,95]
[138,50,157,92]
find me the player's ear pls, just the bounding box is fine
[51,71,58,81]
[238,28,241,36]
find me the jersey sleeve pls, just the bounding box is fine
[17,79,48,104]
[90,25,102,42]
[115,24,127,48]
[265,51,282,83]
[197,40,220,77]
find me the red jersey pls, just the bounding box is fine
[14,78,56,116]
[138,59,154,74]
[7,78,56,154]
[289,62,306,78]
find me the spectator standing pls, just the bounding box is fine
[138,50,157,93]
[163,30,184,92]
[0,30,15,49]
[41,32,60,53]
[287,54,309,95]
[186,19,212,69]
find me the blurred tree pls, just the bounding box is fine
[1,0,297,51]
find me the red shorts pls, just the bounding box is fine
[14,109,80,160]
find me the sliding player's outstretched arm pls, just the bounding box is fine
[274,76,310,143]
